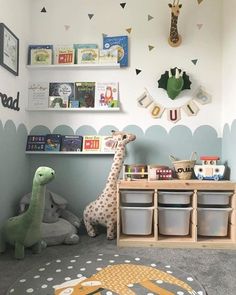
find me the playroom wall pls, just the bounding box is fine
[0,0,31,228]
[221,0,236,180]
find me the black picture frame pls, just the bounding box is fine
[0,23,19,76]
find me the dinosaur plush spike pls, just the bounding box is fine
[0,166,55,259]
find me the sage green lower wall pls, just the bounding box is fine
[222,120,236,181]
[0,120,30,228]
[29,124,222,218]
[1,120,235,224]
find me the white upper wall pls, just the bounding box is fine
[28,0,223,134]
[0,0,31,127]
[222,0,236,128]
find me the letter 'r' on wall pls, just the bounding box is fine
[167,108,181,123]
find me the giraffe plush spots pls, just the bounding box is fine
[168,0,182,47]
[83,130,136,240]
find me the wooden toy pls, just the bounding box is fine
[168,0,182,47]
[148,165,172,181]
[194,156,225,181]
[123,164,148,180]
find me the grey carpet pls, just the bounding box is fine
[0,234,235,295]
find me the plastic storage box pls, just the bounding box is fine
[158,207,192,235]
[121,190,154,207]
[158,191,192,205]
[197,207,232,236]
[121,206,154,235]
[197,191,232,206]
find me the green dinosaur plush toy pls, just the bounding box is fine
[167,68,184,99]
[0,166,55,259]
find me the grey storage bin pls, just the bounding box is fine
[158,207,192,235]
[158,191,192,205]
[121,206,154,235]
[197,191,232,206]
[121,190,154,207]
[197,207,232,236]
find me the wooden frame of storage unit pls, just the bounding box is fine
[117,180,236,249]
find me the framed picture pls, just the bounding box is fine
[0,23,19,76]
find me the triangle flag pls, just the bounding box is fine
[126,28,132,34]
[197,0,204,4]
[88,14,94,20]
[192,59,198,65]
[148,15,154,21]
[197,24,203,30]
[148,45,154,51]
[64,25,70,31]
[120,3,126,9]
[41,7,46,13]
[136,69,142,75]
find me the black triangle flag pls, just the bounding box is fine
[148,45,154,51]
[88,14,94,20]
[41,7,46,13]
[192,59,198,65]
[120,3,126,9]
[136,69,142,75]
[148,15,154,21]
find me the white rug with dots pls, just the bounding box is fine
[7,253,206,295]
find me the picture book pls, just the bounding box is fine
[54,45,74,64]
[77,48,99,64]
[61,135,83,152]
[49,82,74,108]
[103,35,128,67]
[28,82,49,109]
[100,136,116,152]
[45,134,61,152]
[74,82,95,108]
[99,49,118,64]
[26,135,46,152]
[95,82,119,108]
[28,45,53,65]
[82,136,101,152]
[74,44,98,63]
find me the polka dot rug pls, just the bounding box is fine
[7,253,206,295]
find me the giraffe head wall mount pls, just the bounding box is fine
[168,0,182,47]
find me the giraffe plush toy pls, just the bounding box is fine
[83,130,136,240]
[168,0,182,47]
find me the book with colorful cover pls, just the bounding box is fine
[100,136,116,152]
[95,82,119,108]
[54,45,74,64]
[28,82,49,109]
[28,45,53,65]
[49,82,74,108]
[60,135,83,152]
[45,134,61,152]
[77,48,99,64]
[82,136,101,152]
[74,44,98,63]
[26,135,46,151]
[74,82,95,108]
[103,35,128,67]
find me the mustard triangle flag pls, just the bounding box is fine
[126,28,132,34]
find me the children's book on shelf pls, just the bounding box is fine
[73,44,98,63]
[26,135,46,151]
[95,82,119,108]
[28,45,53,65]
[61,135,83,152]
[49,82,74,108]
[103,35,128,67]
[99,49,118,64]
[28,82,49,109]
[45,134,61,151]
[74,82,95,108]
[77,48,99,64]
[83,136,101,152]
[54,45,74,64]
[100,136,116,152]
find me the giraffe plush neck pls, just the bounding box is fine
[83,130,136,239]
[168,0,182,47]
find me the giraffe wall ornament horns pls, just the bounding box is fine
[168,0,182,47]
[83,130,136,240]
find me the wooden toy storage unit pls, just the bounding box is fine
[117,180,236,249]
